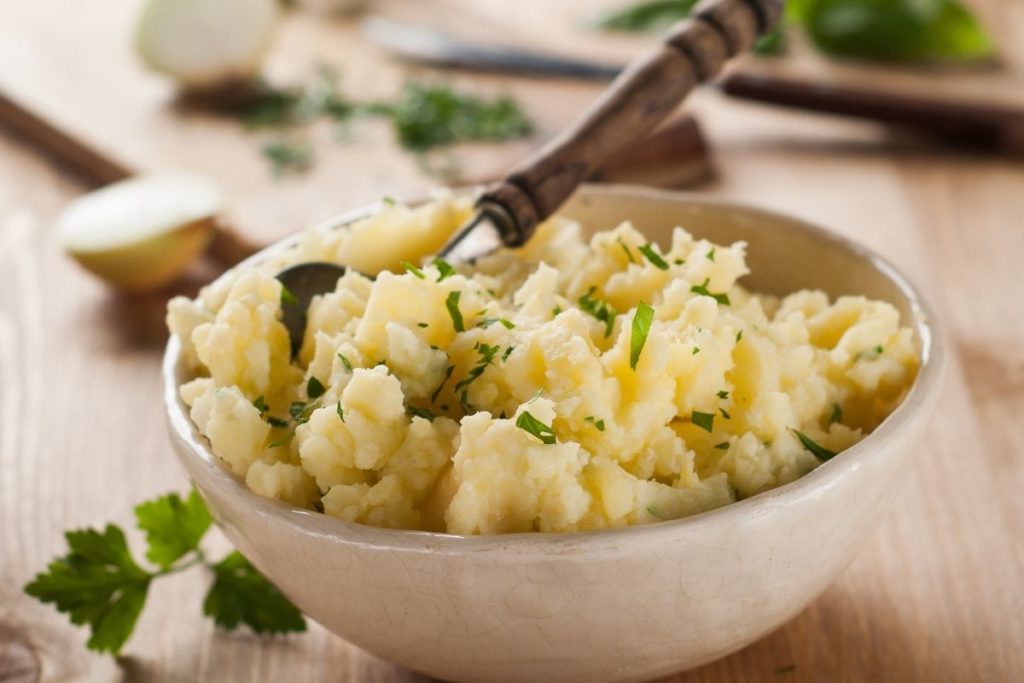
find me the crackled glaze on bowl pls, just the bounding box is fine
[164,186,945,683]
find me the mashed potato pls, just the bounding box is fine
[168,194,918,534]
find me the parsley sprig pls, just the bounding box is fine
[515,411,557,445]
[24,491,304,656]
[690,278,731,306]
[630,302,655,369]
[579,287,618,338]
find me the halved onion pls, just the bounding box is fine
[58,173,222,291]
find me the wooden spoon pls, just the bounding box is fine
[278,0,783,352]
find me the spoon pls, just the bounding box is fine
[278,0,783,353]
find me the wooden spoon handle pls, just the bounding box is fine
[479,0,783,245]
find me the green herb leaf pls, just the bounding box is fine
[715,441,730,450]
[630,302,655,370]
[692,346,700,355]
[502,345,515,362]
[691,278,731,306]
[337,352,354,372]
[639,243,670,270]
[719,407,731,420]
[454,343,501,394]
[736,330,743,342]
[717,390,730,400]
[407,405,436,422]
[579,287,618,338]
[401,261,426,279]
[707,247,716,262]
[307,377,326,399]
[203,552,305,634]
[280,285,299,307]
[829,402,843,426]
[795,430,838,461]
[618,237,637,264]
[431,365,455,404]
[267,416,290,428]
[134,491,212,569]
[262,138,313,177]
[478,317,516,330]
[24,525,151,654]
[252,395,268,415]
[434,258,456,282]
[596,0,699,32]
[585,416,606,431]
[515,411,557,445]
[805,0,995,63]
[336,400,345,422]
[445,291,465,332]
[692,410,715,432]
[417,322,429,328]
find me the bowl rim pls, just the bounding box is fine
[163,184,946,551]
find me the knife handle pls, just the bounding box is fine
[479,0,783,246]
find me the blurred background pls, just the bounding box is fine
[1,1,1022,681]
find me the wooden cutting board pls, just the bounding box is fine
[0,0,716,248]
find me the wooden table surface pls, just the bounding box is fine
[2,2,1024,682]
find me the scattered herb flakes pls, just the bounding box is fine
[501,345,515,362]
[445,291,465,332]
[262,138,313,177]
[552,306,563,317]
[829,402,843,426]
[431,365,455,404]
[692,346,700,355]
[692,411,715,432]
[337,352,354,372]
[707,247,716,262]
[307,377,326,399]
[454,343,501,394]
[674,258,685,265]
[406,405,436,422]
[719,407,731,420]
[268,432,295,449]
[579,287,618,338]
[639,243,670,270]
[515,411,557,445]
[794,430,837,461]
[527,388,545,403]
[859,345,884,361]
[336,400,345,422]
[381,196,397,206]
[715,441,730,450]
[252,395,268,414]
[289,399,320,425]
[717,390,730,400]
[433,258,456,282]
[585,416,606,431]
[618,237,637,264]
[280,284,299,307]
[630,302,655,370]
[401,261,426,279]
[388,82,534,153]
[266,416,290,429]
[417,322,429,328]
[691,278,731,306]
[479,317,516,330]
[646,504,661,518]
[736,330,743,342]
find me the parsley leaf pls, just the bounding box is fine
[336,400,345,422]
[24,525,151,654]
[515,411,557,445]
[431,365,454,404]
[618,237,637,264]
[585,416,606,431]
[454,343,501,394]
[401,261,426,279]
[279,284,299,307]
[691,278,731,306]
[478,317,516,330]
[717,390,730,399]
[829,403,843,426]
[579,287,618,338]
[203,552,305,634]
[307,376,326,399]
[134,491,212,569]
[707,247,716,262]
[715,441,730,450]
[795,430,837,461]
[337,352,354,372]
[445,291,465,332]
[630,302,655,370]
[692,410,715,432]
[407,405,436,422]
[433,258,456,282]
[639,243,670,270]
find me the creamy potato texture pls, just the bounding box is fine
[168,195,918,534]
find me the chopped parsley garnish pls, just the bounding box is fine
[719,407,731,420]
[714,441,730,450]
[406,405,436,422]
[859,345,884,361]
[268,432,295,449]
[401,261,425,279]
[381,196,396,206]
[307,377,326,399]
[618,238,637,264]
[433,258,456,282]
[736,330,743,342]
[674,258,685,265]
[502,345,515,361]
[646,505,660,518]
[23,491,304,656]
[266,416,290,429]
[279,284,299,306]
[829,403,843,426]
[253,395,268,414]
[289,399,320,425]
[585,416,606,431]
[337,352,354,372]
[431,365,454,403]
[692,410,715,432]
[478,317,515,330]
[629,302,655,370]
[445,291,465,332]
[578,287,618,338]
[717,390,730,400]
[454,343,501,394]
[552,306,562,317]
[336,400,345,422]
[417,322,429,328]
[692,346,700,355]
[515,411,556,445]
[691,278,730,306]
[528,388,545,403]
[794,430,837,461]
[707,247,716,262]
[263,138,313,177]
[639,243,669,270]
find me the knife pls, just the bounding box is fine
[362,16,1024,152]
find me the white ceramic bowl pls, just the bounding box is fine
[164,186,945,683]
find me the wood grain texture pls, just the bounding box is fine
[1,0,1023,682]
